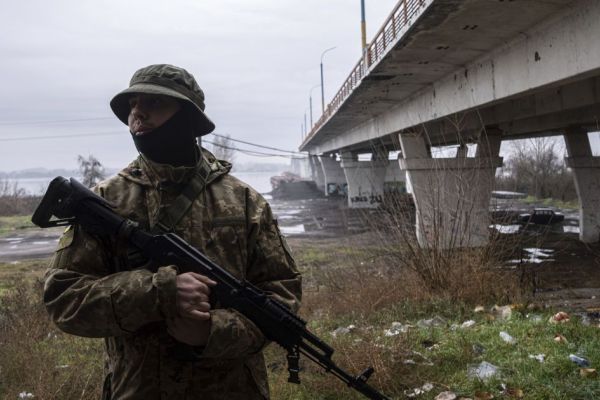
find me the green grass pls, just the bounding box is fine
[0,259,48,296]
[0,215,35,236]
[267,302,600,399]
[1,251,598,399]
[523,196,579,210]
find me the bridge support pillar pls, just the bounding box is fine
[564,126,600,243]
[319,154,347,196]
[399,130,502,248]
[309,155,325,191]
[384,154,407,193]
[340,151,388,208]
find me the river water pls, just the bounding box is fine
[5,171,277,196]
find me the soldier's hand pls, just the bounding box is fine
[167,316,211,346]
[175,272,217,320]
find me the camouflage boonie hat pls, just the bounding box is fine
[110,64,215,136]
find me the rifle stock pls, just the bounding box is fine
[33,176,391,400]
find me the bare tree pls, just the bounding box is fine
[499,137,575,200]
[77,154,105,188]
[209,134,236,164]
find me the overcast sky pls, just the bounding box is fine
[0,0,401,172]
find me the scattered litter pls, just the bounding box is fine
[468,361,499,381]
[499,331,516,344]
[569,354,590,367]
[426,343,440,351]
[500,384,524,398]
[472,343,486,356]
[549,311,570,324]
[527,314,543,323]
[528,354,545,363]
[384,322,409,336]
[403,359,417,365]
[405,350,434,366]
[55,364,70,369]
[554,334,568,344]
[580,368,597,378]
[474,305,485,313]
[405,382,434,398]
[417,316,446,328]
[577,313,591,326]
[491,305,512,320]
[474,390,494,399]
[18,393,34,399]
[461,320,476,329]
[331,324,356,337]
[435,391,457,400]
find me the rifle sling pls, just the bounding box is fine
[154,157,212,233]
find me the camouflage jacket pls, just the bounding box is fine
[43,150,302,400]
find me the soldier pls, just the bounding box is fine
[43,64,302,399]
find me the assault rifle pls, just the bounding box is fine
[32,177,391,400]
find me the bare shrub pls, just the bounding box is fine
[323,129,528,306]
[0,178,41,216]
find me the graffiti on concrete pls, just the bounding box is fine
[349,193,383,205]
[327,183,348,196]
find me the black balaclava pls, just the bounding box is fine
[131,109,197,167]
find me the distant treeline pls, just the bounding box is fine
[0,168,118,180]
[0,180,41,216]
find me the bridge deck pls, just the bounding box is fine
[300,0,583,153]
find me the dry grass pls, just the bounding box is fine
[0,279,104,399]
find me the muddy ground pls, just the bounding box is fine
[273,195,600,312]
[1,196,599,312]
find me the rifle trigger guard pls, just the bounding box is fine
[286,346,301,384]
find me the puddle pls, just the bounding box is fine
[282,209,302,215]
[490,224,521,234]
[9,245,18,249]
[32,241,50,245]
[4,238,23,242]
[278,215,300,221]
[563,225,580,233]
[263,194,273,200]
[508,248,555,264]
[279,224,305,235]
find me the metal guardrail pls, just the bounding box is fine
[302,0,427,147]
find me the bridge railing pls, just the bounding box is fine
[302,0,427,147]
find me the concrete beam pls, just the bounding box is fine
[399,132,502,248]
[340,151,388,208]
[306,0,600,154]
[309,155,325,190]
[320,154,347,196]
[564,127,600,243]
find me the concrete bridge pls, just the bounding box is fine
[299,0,600,247]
